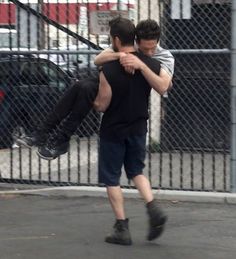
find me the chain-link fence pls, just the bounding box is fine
[0,0,232,192]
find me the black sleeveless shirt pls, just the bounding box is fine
[100,52,160,141]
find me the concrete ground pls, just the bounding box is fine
[0,193,236,259]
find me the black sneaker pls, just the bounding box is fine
[37,137,70,160]
[146,200,168,241]
[16,131,47,148]
[105,219,132,246]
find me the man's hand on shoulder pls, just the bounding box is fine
[119,53,144,74]
[118,53,133,74]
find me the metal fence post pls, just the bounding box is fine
[231,0,236,193]
[38,0,45,50]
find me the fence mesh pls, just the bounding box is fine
[0,0,232,192]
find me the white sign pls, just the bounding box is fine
[89,10,129,35]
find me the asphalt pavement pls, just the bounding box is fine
[0,193,236,259]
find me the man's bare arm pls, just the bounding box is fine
[94,48,125,66]
[93,72,112,112]
[141,65,171,95]
[120,53,172,95]
[94,48,136,73]
[94,49,172,112]
[93,51,133,113]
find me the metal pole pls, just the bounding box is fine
[38,0,45,49]
[231,0,236,192]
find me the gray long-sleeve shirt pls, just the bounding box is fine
[154,46,175,77]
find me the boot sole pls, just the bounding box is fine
[147,216,168,241]
[15,139,33,148]
[36,148,68,161]
[36,151,56,160]
[105,238,132,246]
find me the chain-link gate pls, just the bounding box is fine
[0,0,232,192]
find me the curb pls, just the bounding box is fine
[1,186,236,204]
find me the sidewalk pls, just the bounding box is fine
[0,190,236,259]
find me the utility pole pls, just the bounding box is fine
[231,0,236,192]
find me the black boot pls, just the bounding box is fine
[16,128,48,148]
[16,109,61,148]
[37,133,70,160]
[105,219,132,246]
[146,200,167,241]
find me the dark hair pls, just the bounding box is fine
[109,16,135,46]
[135,19,161,43]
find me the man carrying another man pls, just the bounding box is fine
[16,19,174,161]
[95,17,169,245]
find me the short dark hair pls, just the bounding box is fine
[109,16,135,46]
[135,19,161,43]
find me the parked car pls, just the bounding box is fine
[40,45,99,79]
[0,56,100,148]
[0,43,100,79]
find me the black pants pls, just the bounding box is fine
[41,75,99,139]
